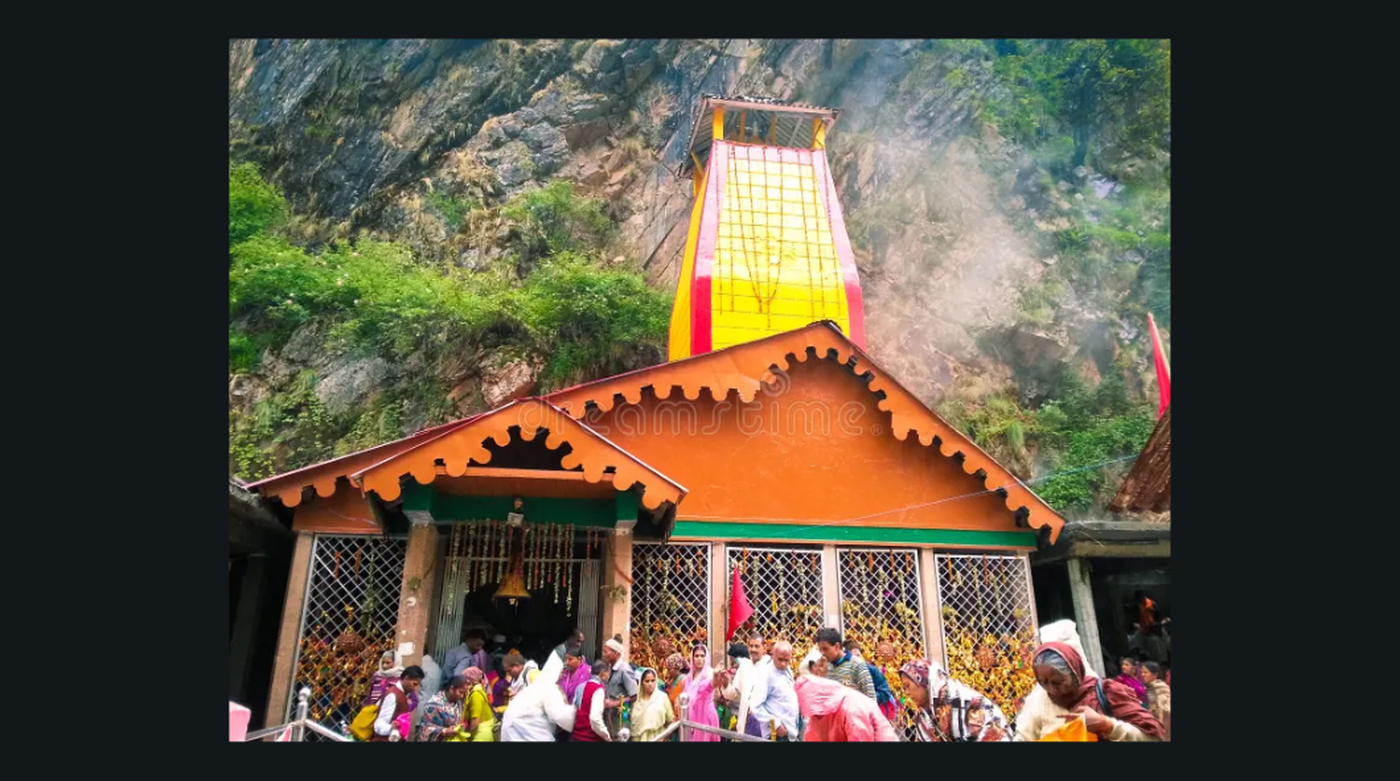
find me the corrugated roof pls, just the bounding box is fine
[1110,404,1171,514]
[679,94,842,177]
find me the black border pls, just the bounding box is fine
[62,27,1303,771]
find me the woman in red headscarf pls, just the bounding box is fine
[1012,642,1165,742]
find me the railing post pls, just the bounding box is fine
[292,688,310,742]
[678,692,690,743]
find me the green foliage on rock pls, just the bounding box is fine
[229,161,287,247]
[937,368,1155,513]
[986,39,1170,172]
[510,252,671,387]
[228,163,670,479]
[502,179,616,264]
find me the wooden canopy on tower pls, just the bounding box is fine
[670,94,863,362]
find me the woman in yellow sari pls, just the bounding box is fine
[629,667,675,742]
[460,667,496,741]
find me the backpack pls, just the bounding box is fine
[868,663,894,707]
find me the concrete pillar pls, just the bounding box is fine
[395,519,441,668]
[265,532,314,726]
[600,521,634,656]
[821,545,840,633]
[229,553,268,706]
[1067,557,1105,677]
[710,542,727,659]
[918,548,945,668]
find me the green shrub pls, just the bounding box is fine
[426,190,479,232]
[510,252,671,386]
[502,180,615,262]
[229,162,287,247]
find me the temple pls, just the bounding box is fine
[238,96,1064,739]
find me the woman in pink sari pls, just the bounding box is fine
[1116,657,1148,705]
[684,644,720,742]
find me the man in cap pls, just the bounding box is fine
[600,634,637,738]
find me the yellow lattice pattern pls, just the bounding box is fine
[935,554,1039,721]
[726,546,826,654]
[711,145,850,350]
[289,535,407,738]
[630,542,711,673]
[838,548,926,740]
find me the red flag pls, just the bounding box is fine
[727,566,754,641]
[1148,313,1171,418]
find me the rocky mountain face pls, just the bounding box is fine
[229,39,1170,515]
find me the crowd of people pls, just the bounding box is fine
[346,619,1169,742]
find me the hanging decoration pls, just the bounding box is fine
[498,520,507,583]
[527,523,536,589]
[469,521,479,588]
[445,524,461,617]
[565,524,574,614]
[553,523,563,604]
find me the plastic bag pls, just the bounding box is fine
[349,705,379,741]
[1038,715,1098,742]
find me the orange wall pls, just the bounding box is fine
[583,358,1019,533]
[291,489,383,534]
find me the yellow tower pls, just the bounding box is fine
[669,95,866,360]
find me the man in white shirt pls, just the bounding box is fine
[501,651,576,741]
[722,641,762,737]
[750,641,800,741]
[747,631,771,669]
[371,665,424,741]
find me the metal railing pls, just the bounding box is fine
[243,688,353,742]
[634,692,771,742]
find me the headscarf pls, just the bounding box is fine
[1116,659,1147,702]
[604,637,626,655]
[509,660,540,697]
[899,659,1009,742]
[1037,620,1098,678]
[1032,642,1165,740]
[377,650,405,678]
[687,645,713,686]
[898,659,940,691]
[664,652,688,677]
[633,667,659,707]
[461,666,486,689]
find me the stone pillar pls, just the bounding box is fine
[710,542,727,659]
[265,532,314,726]
[919,548,945,667]
[821,545,841,633]
[600,521,635,656]
[1067,557,1105,677]
[229,553,268,707]
[395,518,441,668]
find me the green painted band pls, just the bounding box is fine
[669,521,1036,547]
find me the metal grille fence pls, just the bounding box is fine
[727,546,826,653]
[287,534,407,739]
[630,542,710,673]
[934,553,1039,722]
[837,548,925,740]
